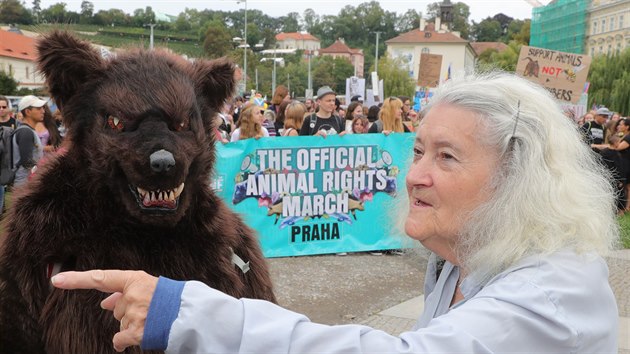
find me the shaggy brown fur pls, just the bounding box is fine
[0,31,275,354]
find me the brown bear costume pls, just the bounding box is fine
[0,31,275,353]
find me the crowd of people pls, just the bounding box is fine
[0,95,64,213]
[579,107,630,214]
[216,84,421,142]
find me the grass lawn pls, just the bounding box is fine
[617,213,630,249]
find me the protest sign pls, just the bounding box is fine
[516,45,591,104]
[418,53,442,87]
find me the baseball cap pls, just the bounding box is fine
[317,86,336,100]
[18,95,47,112]
[596,107,612,116]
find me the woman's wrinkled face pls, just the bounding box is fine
[405,104,499,264]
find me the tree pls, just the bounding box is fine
[202,20,233,59]
[396,9,420,33]
[32,0,40,22]
[174,13,192,32]
[0,71,18,95]
[470,17,503,42]
[475,40,521,72]
[40,2,68,23]
[588,48,630,115]
[301,8,319,34]
[372,55,415,98]
[279,12,300,33]
[79,1,93,24]
[0,0,32,24]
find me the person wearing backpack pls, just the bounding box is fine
[298,86,346,138]
[13,95,46,187]
[0,95,17,213]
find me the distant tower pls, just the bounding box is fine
[440,0,454,30]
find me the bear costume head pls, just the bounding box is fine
[0,31,275,353]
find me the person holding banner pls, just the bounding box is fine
[299,86,346,138]
[368,97,411,134]
[51,73,618,353]
[229,103,269,142]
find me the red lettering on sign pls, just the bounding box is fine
[541,66,563,78]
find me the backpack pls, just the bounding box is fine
[308,113,344,135]
[0,126,16,185]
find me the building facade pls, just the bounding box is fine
[275,32,321,52]
[385,22,476,87]
[319,39,365,78]
[586,0,630,56]
[0,29,45,89]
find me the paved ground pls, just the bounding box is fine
[268,248,630,352]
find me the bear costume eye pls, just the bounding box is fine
[107,115,124,131]
[174,119,189,132]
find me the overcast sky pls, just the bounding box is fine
[36,0,549,22]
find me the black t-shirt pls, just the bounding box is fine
[0,118,17,129]
[298,113,344,136]
[581,121,605,145]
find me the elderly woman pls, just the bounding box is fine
[51,73,619,353]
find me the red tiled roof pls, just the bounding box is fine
[319,39,364,56]
[385,28,467,44]
[276,32,320,42]
[0,29,37,61]
[470,42,509,56]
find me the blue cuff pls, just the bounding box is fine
[141,276,185,350]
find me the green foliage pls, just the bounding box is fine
[588,48,630,115]
[374,55,415,98]
[202,20,233,59]
[476,41,521,72]
[617,213,630,248]
[0,0,33,24]
[0,71,18,95]
[471,17,502,42]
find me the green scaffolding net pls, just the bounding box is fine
[530,0,588,54]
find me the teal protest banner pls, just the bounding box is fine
[211,133,416,258]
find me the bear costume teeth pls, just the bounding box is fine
[135,183,184,209]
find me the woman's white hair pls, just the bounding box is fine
[420,72,619,285]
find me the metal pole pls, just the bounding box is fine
[307,52,312,90]
[149,24,156,50]
[374,31,381,75]
[255,68,258,91]
[243,0,248,91]
[272,54,277,95]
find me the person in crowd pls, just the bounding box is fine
[37,105,63,156]
[231,95,245,124]
[582,107,610,149]
[52,72,619,354]
[216,103,234,142]
[0,95,16,213]
[577,111,594,126]
[230,103,269,142]
[273,100,290,136]
[399,95,419,130]
[299,86,346,137]
[350,95,363,104]
[13,95,46,187]
[594,118,630,212]
[281,101,306,137]
[0,95,17,129]
[261,109,277,137]
[366,105,380,127]
[351,116,369,134]
[268,85,290,115]
[368,97,411,134]
[596,134,627,215]
[304,98,316,113]
[605,111,621,144]
[344,101,364,133]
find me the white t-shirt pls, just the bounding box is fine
[230,127,269,142]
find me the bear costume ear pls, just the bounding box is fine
[191,58,237,111]
[37,30,105,109]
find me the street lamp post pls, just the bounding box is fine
[237,0,248,91]
[146,23,156,50]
